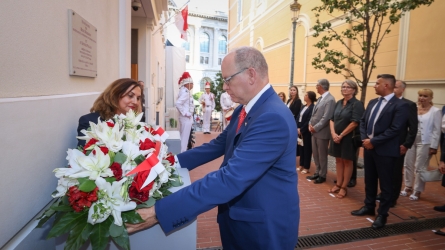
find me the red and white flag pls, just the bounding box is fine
[175,5,188,41]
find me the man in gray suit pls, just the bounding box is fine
[307,79,336,184]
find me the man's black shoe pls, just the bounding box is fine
[376,193,382,201]
[372,215,387,229]
[314,177,326,184]
[434,205,445,212]
[351,206,375,216]
[306,174,319,180]
[347,179,356,187]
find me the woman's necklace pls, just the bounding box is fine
[418,105,431,115]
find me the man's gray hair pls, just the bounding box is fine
[397,80,407,89]
[318,79,330,91]
[233,46,268,78]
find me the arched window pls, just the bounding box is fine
[200,33,210,53]
[218,35,227,54]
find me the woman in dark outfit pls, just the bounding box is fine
[433,130,445,236]
[287,85,303,167]
[327,80,365,198]
[297,91,316,174]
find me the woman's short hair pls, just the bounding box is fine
[418,88,434,105]
[289,85,300,100]
[306,91,316,103]
[91,78,141,120]
[343,79,359,96]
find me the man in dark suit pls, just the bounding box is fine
[126,46,300,249]
[351,74,409,229]
[376,80,418,207]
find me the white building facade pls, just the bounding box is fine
[166,1,228,94]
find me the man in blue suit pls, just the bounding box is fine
[127,46,300,249]
[351,74,409,229]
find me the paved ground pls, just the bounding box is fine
[188,131,445,249]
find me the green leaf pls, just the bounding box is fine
[121,210,144,224]
[114,152,127,164]
[50,204,74,212]
[134,155,146,165]
[47,211,88,239]
[112,228,130,250]
[35,209,56,228]
[109,223,124,237]
[82,223,94,240]
[78,179,96,192]
[64,220,89,250]
[90,218,112,250]
[105,177,117,183]
[136,197,156,209]
[170,178,183,187]
[108,151,116,163]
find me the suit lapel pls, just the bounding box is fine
[375,96,397,123]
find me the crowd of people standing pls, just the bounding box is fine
[280,75,445,232]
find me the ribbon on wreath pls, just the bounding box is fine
[125,140,166,190]
[147,126,169,142]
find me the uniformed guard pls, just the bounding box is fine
[199,82,215,134]
[175,72,194,152]
[220,91,235,128]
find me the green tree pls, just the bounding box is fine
[193,92,203,101]
[311,0,434,102]
[210,71,224,112]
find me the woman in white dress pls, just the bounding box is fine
[401,89,442,201]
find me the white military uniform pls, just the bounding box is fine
[199,92,215,133]
[175,86,194,152]
[220,92,235,128]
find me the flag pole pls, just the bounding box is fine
[152,0,190,36]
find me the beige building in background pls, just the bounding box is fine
[228,0,445,107]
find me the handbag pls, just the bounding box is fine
[352,130,362,148]
[419,169,443,182]
[350,100,362,147]
[297,134,304,146]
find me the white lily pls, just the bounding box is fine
[87,177,136,226]
[54,149,87,178]
[92,120,124,152]
[123,109,143,129]
[67,146,113,180]
[52,177,78,198]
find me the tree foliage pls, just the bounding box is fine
[311,0,434,101]
[210,71,224,112]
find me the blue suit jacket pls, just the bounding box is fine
[360,96,409,157]
[155,87,300,249]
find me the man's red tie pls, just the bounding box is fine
[236,106,246,133]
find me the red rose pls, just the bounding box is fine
[83,138,99,154]
[67,186,98,212]
[110,162,123,180]
[129,170,154,204]
[165,153,175,165]
[106,121,115,127]
[139,138,156,150]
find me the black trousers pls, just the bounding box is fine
[364,149,396,217]
[298,132,312,169]
[392,154,406,203]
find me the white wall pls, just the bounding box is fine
[0,0,122,247]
